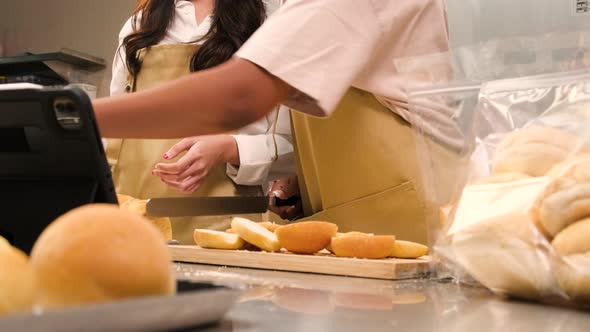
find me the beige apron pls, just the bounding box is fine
[106,44,262,244]
[291,88,464,244]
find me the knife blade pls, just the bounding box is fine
[146,195,302,217]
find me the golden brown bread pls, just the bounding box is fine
[30,204,175,309]
[193,229,245,250]
[0,237,36,316]
[552,218,590,256]
[275,221,338,254]
[491,127,588,177]
[389,240,429,259]
[532,157,590,237]
[116,193,134,206]
[121,198,173,241]
[325,232,372,253]
[230,217,280,252]
[330,234,395,259]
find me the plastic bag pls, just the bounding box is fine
[409,69,590,306]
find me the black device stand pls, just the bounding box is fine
[0,85,117,253]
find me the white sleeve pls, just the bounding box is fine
[226,106,295,185]
[110,17,135,97]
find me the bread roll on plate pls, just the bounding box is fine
[532,157,590,237]
[452,211,557,299]
[231,217,280,252]
[275,221,338,254]
[331,234,395,259]
[552,218,590,303]
[0,237,36,316]
[30,204,175,310]
[121,198,173,241]
[193,229,245,250]
[491,127,588,177]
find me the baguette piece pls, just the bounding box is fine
[331,234,395,259]
[193,229,245,250]
[389,240,429,259]
[326,232,372,253]
[0,237,36,316]
[231,217,280,252]
[275,221,338,254]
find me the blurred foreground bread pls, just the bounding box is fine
[331,234,395,259]
[389,240,428,259]
[552,218,590,302]
[452,211,556,299]
[275,221,338,254]
[121,198,173,241]
[0,237,36,316]
[491,127,588,177]
[532,157,590,237]
[193,229,245,250]
[30,204,175,309]
[231,217,280,252]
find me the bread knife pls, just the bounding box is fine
[146,195,300,217]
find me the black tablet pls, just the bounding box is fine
[0,84,117,253]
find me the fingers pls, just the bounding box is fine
[160,175,204,194]
[163,138,197,160]
[154,154,194,174]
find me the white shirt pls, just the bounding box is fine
[236,0,458,148]
[110,0,294,186]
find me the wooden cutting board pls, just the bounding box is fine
[169,245,430,280]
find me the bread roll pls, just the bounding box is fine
[193,229,245,250]
[475,172,532,185]
[230,217,280,252]
[0,237,35,316]
[326,232,373,254]
[275,221,338,254]
[491,127,588,177]
[389,240,429,259]
[30,204,175,309]
[452,211,557,299]
[331,234,395,259]
[116,193,134,206]
[552,218,590,256]
[552,218,590,302]
[532,158,590,237]
[121,199,173,241]
[226,222,281,234]
[554,254,590,303]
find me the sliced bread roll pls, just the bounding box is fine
[231,217,280,252]
[275,221,338,254]
[121,199,173,241]
[193,229,245,250]
[331,234,395,259]
[389,240,429,259]
[491,127,588,177]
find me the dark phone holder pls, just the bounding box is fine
[0,85,116,254]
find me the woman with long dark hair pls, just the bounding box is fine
[107,0,294,244]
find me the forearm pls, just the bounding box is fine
[94,58,293,139]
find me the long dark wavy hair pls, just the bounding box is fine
[122,0,266,76]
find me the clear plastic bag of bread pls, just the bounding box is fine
[408,69,590,307]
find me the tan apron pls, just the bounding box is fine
[106,44,262,244]
[291,88,464,244]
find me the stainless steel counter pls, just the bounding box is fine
[174,263,590,332]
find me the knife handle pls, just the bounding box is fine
[274,196,301,207]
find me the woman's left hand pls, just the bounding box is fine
[153,135,239,193]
